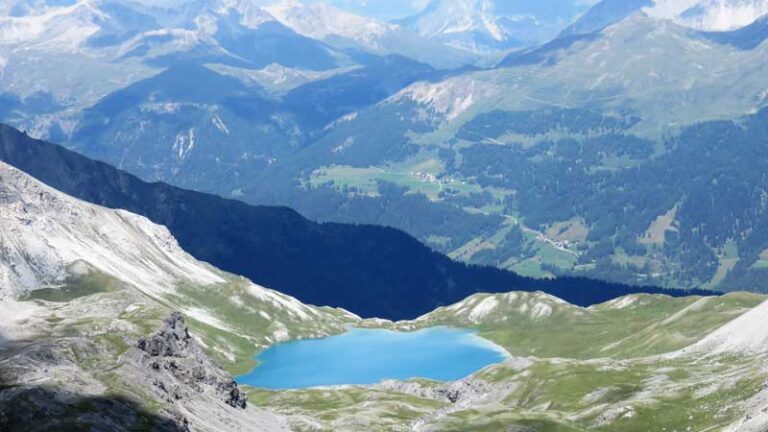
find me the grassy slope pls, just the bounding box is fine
[401,292,766,359]
[14,264,768,432]
[166,275,357,375]
[250,353,768,432]
[250,291,768,431]
[297,18,768,287]
[12,266,357,421]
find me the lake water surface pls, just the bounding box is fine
[239,327,509,390]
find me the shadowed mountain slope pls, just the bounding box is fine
[0,124,713,319]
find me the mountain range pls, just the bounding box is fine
[6,1,768,431]
[396,0,595,53]
[1,152,768,431]
[2,0,768,295]
[0,123,712,320]
[0,157,356,430]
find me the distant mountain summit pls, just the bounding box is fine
[703,12,768,48]
[646,0,768,30]
[396,0,593,52]
[563,0,768,37]
[0,0,354,142]
[559,0,654,36]
[264,0,476,68]
[4,0,768,297]
[0,0,342,68]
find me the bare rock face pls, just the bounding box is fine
[0,385,187,432]
[0,337,188,432]
[378,376,519,408]
[138,312,248,410]
[138,312,193,358]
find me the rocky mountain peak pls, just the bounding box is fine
[138,312,248,410]
[138,312,193,357]
[0,160,223,299]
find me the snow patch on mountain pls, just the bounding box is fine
[262,0,479,68]
[398,0,593,53]
[0,0,275,55]
[645,0,768,30]
[406,0,504,41]
[0,1,103,50]
[219,0,277,29]
[0,161,223,299]
[266,0,394,47]
[173,128,196,160]
[645,0,706,19]
[212,113,229,134]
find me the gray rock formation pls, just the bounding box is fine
[0,335,188,432]
[137,312,248,410]
[0,307,286,432]
[380,378,505,404]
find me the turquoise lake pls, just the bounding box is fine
[239,327,509,390]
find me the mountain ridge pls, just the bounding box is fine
[1,141,767,431]
[232,10,768,293]
[0,123,715,320]
[395,0,593,53]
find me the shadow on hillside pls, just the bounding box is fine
[0,337,186,432]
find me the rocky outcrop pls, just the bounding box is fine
[0,304,286,432]
[138,312,247,410]
[0,385,187,432]
[0,335,188,432]
[138,312,193,357]
[379,377,516,406]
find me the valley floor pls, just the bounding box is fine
[249,292,768,432]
